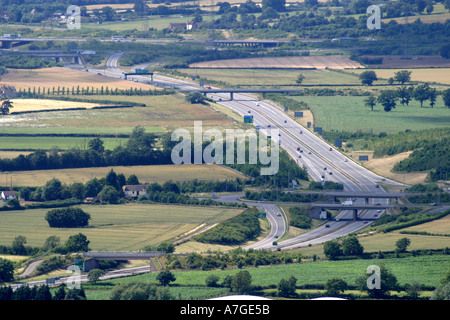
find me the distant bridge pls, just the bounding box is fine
[3,50,87,64]
[312,203,395,221]
[208,40,288,48]
[82,251,165,271]
[181,88,301,100]
[290,191,426,203]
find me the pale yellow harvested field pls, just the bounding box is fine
[405,214,450,235]
[361,151,428,185]
[190,55,364,69]
[9,164,249,187]
[9,98,103,114]
[1,67,159,91]
[351,67,450,84]
[382,12,450,24]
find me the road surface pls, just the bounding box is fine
[66,54,406,251]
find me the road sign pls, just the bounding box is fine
[244,115,253,123]
[258,212,266,218]
[74,260,85,271]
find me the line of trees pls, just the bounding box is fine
[364,84,448,112]
[16,85,167,97]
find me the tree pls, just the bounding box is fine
[325,278,348,297]
[356,264,400,298]
[0,99,13,115]
[69,182,86,200]
[0,258,14,282]
[429,87,437,108]
[262,0,286,11]
[88,269,106,284]
[98,185,120,204]
[185,91,207,104]
[231,270,253,294]
[296,73,305,85]
[133,0,148,16]
[277,276,297,298]
[65,233,90,252]
[45,207,91,228]
[105,169,120,190]
[405,280,422,299]
[35,284,52,300]
[394,70,412,84]
[364,95,377,111]
[84,178,103,198]
[156,269,176,286]
[342,236,364,256]
[359,71,378,86]
[397,86,414,106]
[205,274,221,287]
[377,90,398,112]
[42,235,61,252]
[88,137,105,153]
[415,0,427,13]
[42,178,63,201]
[323,241,343,260]
[126,174,140,185]
[395,237,411,253]
[12,235,27,255]
[440,42,450,59]
[413,83,432,107]
[443,89,450,108]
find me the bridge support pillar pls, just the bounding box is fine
[263,92,266,99]
[365,197,369,204]
[230,92,234,100]
[353,209,358,220]
[1,41,12,49]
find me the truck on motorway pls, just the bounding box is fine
[2,34,21,39]
[76,50,96,55]
[342,200,353,206]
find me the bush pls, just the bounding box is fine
[45,207,91,228]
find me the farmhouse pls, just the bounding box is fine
[123,184,148,198]
[168,21,198,31]
[1,190,17,200]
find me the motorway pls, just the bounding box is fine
[66,54,406,251]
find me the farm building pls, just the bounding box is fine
[123,184,148,198]
[168,21,198,30]
[1,190,17,200]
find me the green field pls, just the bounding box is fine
[174,68,363,87]
[80,254,450,300]
[0,203,245,250]
[289,95,450,134]
[0,94,237,137]
[0,136,128,151]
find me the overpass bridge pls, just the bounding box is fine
[208,40,288,48]
[181,88,301,100]
[2,50,87,64]
[82,251,165,271]
[290,190,425,203]
[312,203,396,221]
